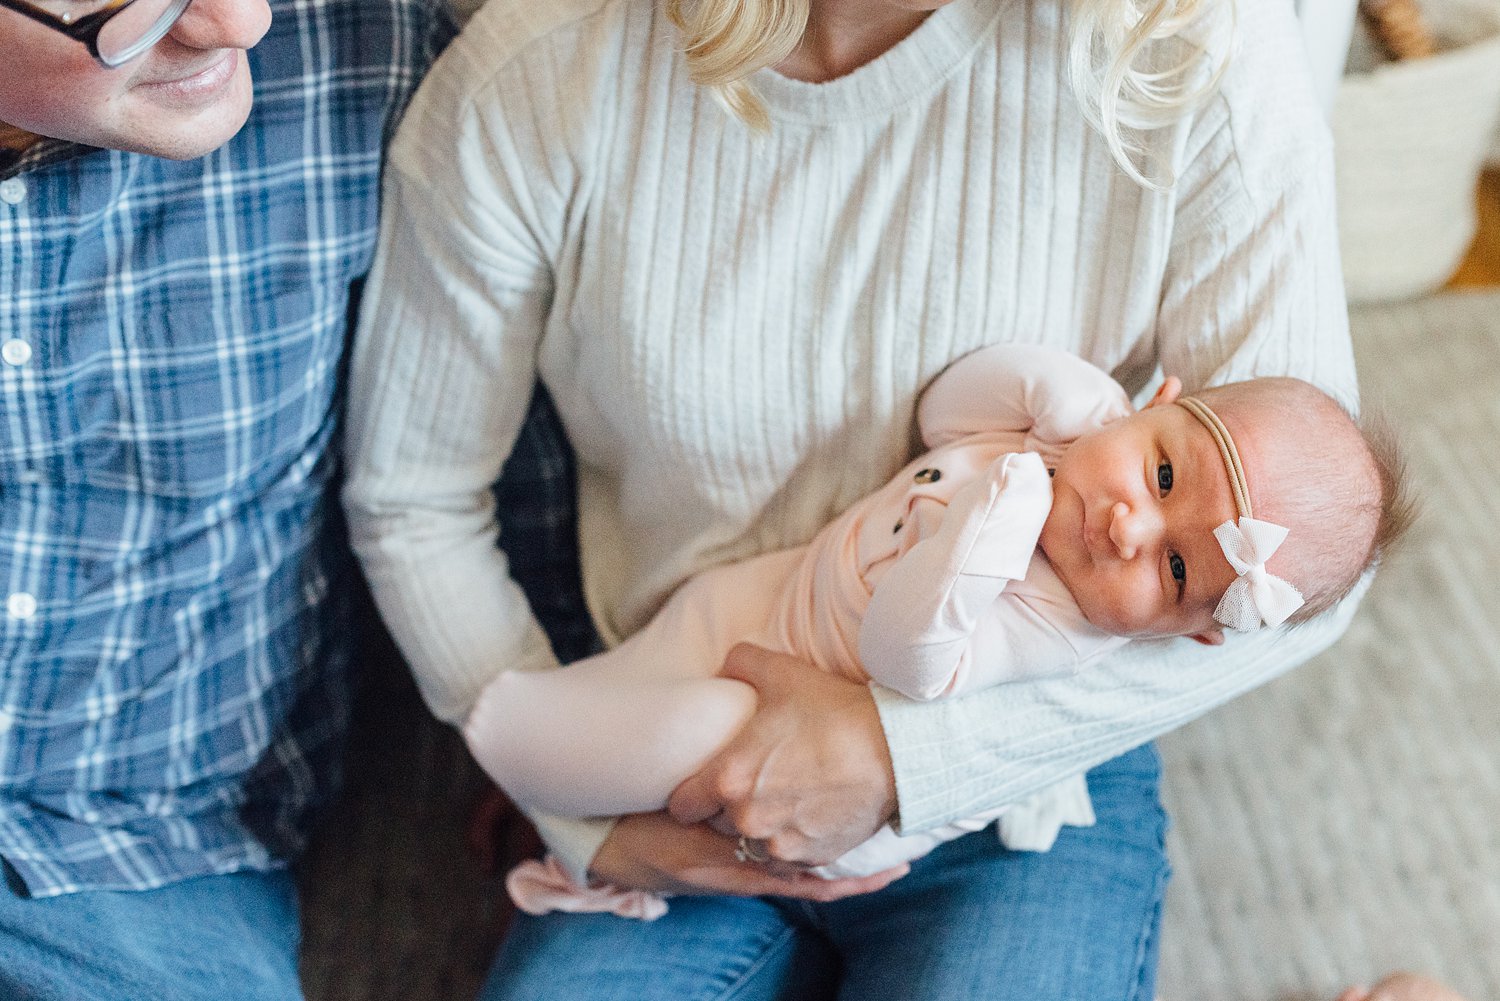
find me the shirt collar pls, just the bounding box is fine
[0,137,91,181]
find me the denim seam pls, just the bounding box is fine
[713,923,801,1001]
[1125,812,1172,1001]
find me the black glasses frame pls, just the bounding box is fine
[0,0,191,67]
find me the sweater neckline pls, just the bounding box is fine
[751,0,1011,126]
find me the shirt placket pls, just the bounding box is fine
[0,171,40,755]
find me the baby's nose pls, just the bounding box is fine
[1109,501,1160,559]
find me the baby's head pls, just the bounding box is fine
[1185,377,1416,626]
[1038,374,1414,644]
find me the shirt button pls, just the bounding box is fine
[0,178,24,205]
[0,709,12,734]
[7,592,37,620]
[1,338,31,366]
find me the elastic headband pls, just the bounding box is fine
[1177,396,1252,519]
[1176,395,1304,631]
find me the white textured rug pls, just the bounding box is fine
[1157,289,1500,1001]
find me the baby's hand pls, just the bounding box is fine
[1336,972,1471,1001]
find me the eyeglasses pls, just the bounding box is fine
[0,0,194,68]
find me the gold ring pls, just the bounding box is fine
[735,836,770,864]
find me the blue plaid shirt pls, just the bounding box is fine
[0,0,453,897]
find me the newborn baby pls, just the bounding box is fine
[466,343,1409,918]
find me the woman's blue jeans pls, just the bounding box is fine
[481,742,1170,1001]
[0,745,1166,1001]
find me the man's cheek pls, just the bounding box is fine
[0,52,113,144]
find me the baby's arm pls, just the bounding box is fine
[859,451,1074,700]
[917,343,1134,450]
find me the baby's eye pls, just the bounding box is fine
[1168,552,1186,584]
[1156,461,1173,494]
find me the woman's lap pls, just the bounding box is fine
[480,743,1169,1001]
[825,742,1169,1001]
[481,893,838,1001]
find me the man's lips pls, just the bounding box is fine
[136,50,237,94]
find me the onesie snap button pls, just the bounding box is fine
[913,468,941,484]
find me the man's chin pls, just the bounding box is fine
[123,67,255,160]
[127,115,249,160]
[151,122,248,160]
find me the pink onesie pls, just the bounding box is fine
[464,344,1135,916]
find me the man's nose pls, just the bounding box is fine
[1108,501,1161,560]
[164,0,271,52]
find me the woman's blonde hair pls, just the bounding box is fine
[665,0,1234,187]
[663,0,810,132]
[1067,0,1235,187]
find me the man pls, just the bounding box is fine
[0,0,453,995]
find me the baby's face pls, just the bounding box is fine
[1038,380,1242,642]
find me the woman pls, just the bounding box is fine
[344,0,1357,995]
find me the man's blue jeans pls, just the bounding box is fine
[0,867,303,1001]
[481,742,1170,1001]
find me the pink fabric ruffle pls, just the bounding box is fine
[505,856,669,921]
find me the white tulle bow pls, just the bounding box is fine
[1211,517,1304,631]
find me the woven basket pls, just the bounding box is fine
[1335,0,1500,303]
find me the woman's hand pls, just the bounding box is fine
[588,812,907,900]
[666,643,898,867]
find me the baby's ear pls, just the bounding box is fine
[1189,628,1225,647]
[1145,376,1183,410]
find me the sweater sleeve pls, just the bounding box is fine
[345,46,570,723]
[342,27,621,879]
[875,16,1360,834]
[876,580,1363,832]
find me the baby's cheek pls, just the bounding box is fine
[1080,585,1140,636]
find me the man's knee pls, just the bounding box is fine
[0,869,304,1001]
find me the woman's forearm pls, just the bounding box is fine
[876,580,1365,833]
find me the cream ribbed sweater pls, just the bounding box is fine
[346,0,1358,876]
